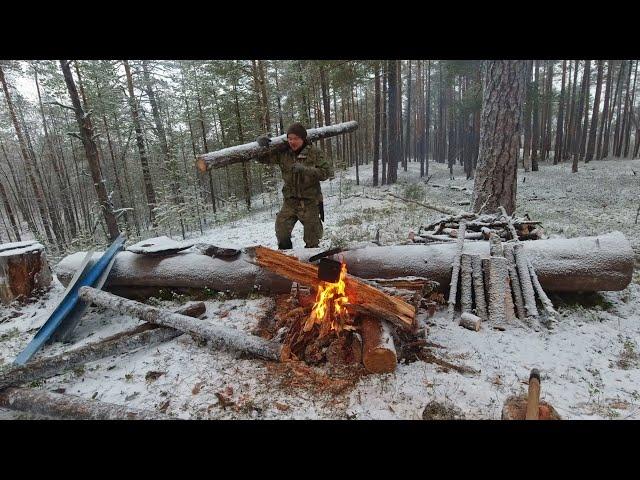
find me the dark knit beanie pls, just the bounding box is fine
[286,122,308,141]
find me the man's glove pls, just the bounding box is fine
[256,135,271,147]
[292,163,318,178]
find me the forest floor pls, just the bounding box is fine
[1,157,639,420]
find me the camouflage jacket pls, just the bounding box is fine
[258,143,333,200]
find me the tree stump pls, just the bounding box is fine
[0,241,52,305]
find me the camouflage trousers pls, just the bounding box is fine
[275,197,323,248]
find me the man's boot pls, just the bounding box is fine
[278,238,293,250]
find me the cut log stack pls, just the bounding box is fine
[413,210,544,244]
[447,208,560,330]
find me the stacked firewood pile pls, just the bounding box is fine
[446,212,559,331]
[412,209,544,243]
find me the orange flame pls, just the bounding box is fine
[304,263,350,334]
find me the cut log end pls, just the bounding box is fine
[459,312,481,331]
[361,316,397,374]
[196,156,208,173]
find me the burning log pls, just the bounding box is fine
[55,232,635,295]
[247,246,416,332]
[196,121,358,172]
[0,387,169,420]
[0,241,52,304]
[0,302,205,391]
[360,316,397,374]
[78,287,282,361]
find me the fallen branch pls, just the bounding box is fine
[0,303,205,391]
[78,287,281,361]
[0,387,169,420]
[386,192,466,216]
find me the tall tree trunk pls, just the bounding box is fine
[572,60,589,172]
[34,64,77,241]
[373,62,380,187]
[232,81,251,211]
[472,60,526,215]
[531,61,540,171]
[387,60,400,184]
[611,61,626,157]
[620,60,636,158]
[0,179,20,241]
[142,61,187,228]
[319,65,333,163]
[381,62,388,185]
[597,60,613,160]
[123,60,157,227]
[554,60,567,164]
[425,60,431,176]
[404,60,412,170]
[0,65,56,246]
[579,60,592,161]
[59,60,120,241]
[543,60,554,160]
[522,60,533,171]
[565,60,580,160]
[585,60,604,162]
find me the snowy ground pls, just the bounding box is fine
[1,157,639,420]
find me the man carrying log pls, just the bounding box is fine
[256,123,334,250]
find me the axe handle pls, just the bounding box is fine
[525,369,541,420]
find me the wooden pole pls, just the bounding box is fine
[196,121,358,171]
[78,287,282,361]
[525,369,541,420]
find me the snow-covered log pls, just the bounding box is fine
[514,243,539,317]
[486,256,508,324]
[78,287,282,361]
[503,243,526,320]
[471,255,488,320]
[0,387,169,420]
[0,303,205,391]
[360,316,397,374]
[196,121,358,171]
[55,232,635,295]
[447,221,467,320]
[459,312,482,331]
[0,241,52,304]
[527,259,559,324]
[460,254,474,314]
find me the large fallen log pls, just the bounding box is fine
[0,302,205,391]
[78,287,282,361]
[247,246,416,332]
[0,387,169,420]
[55,232,635,295]
[196,121,358,172]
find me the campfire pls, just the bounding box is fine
[304,262,353,336]
[245,246,442,373]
